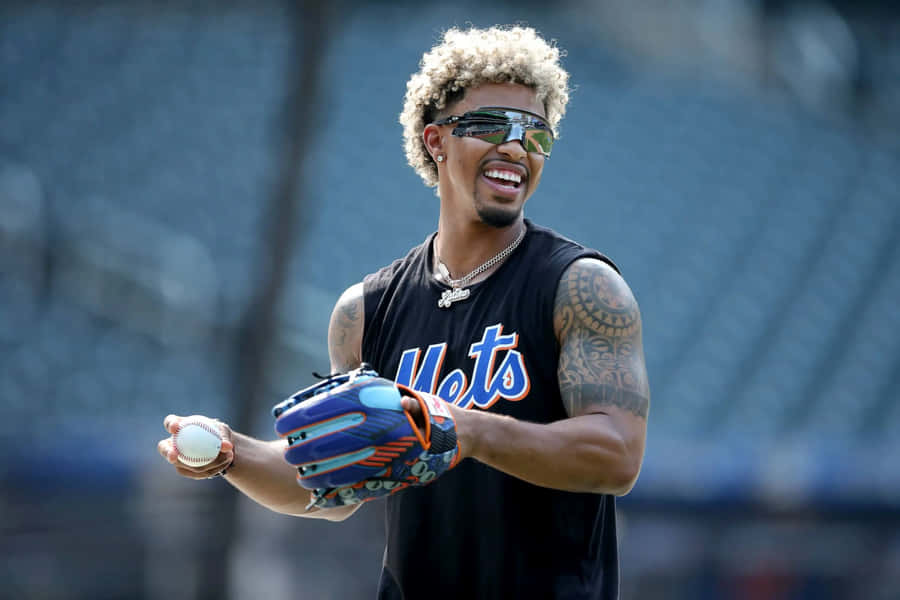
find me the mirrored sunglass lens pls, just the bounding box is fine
[525,129,553,155]
[453,119,553,156]
[456,122,509,143]
[476,131,510,144]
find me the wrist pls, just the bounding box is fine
[214,421,236,478]
[215,454,234,478]
[451,405,483,461]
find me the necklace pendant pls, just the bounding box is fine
[438,287,470,308]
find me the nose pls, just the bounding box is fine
[496,139,527,162]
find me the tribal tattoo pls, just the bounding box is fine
[554,259,650,419]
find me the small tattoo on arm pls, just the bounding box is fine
[329,289,363,372]
[555,261,650,419]
[336,299,359,343]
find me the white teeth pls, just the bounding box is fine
[484,169,522,184]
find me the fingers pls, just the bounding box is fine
[164,414,181,434]
[172,448,234,479]
[401,396,426,430]
[165,445,235,480]
[157,437,177,463]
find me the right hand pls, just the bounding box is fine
[157,414,235,480]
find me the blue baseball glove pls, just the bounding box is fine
[272,364,460,510]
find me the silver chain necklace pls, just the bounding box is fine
[435,225,526,308]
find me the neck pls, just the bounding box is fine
[433,215,525,281]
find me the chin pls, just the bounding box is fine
[476,204,522,228]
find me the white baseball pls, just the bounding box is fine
[174,416,223,467]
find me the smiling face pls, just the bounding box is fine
[425,83,547,229]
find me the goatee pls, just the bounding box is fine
[476,204,520,229]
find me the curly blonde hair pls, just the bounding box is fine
[400,25,570,188]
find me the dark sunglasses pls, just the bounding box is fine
[432,107,554,158]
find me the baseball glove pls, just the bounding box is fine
[272,364,460,510]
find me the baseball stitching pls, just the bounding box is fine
[175,419,222,464]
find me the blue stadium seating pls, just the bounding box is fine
[0,2,898,506]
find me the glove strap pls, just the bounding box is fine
[396,384,455,452]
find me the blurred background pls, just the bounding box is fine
[1,0,899,598]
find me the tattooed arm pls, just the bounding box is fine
[440,259,648,495]
[552,258,649,492]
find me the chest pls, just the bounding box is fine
[368,277,562,421]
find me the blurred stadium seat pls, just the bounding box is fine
[1,1,898,598]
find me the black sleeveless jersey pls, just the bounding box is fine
[362,219,621,600]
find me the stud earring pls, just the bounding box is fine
[436,155,445,163]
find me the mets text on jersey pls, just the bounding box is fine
[394,324,531,410]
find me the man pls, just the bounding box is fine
[159,25,649,599]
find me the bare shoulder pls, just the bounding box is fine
[553,258,639,341]
[328,282,365,372]
[553,258,649,419]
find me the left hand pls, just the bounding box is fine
[274,369,464,509]
[275,372,462,491]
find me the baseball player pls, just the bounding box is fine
[159,25,649,599]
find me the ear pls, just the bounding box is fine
[423,124,444,162]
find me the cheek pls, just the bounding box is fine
[527,157,545,191]
[459,137,490,161]
[448,140,482,173]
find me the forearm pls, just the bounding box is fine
[461,411,643,496]
[224,433,359,521]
